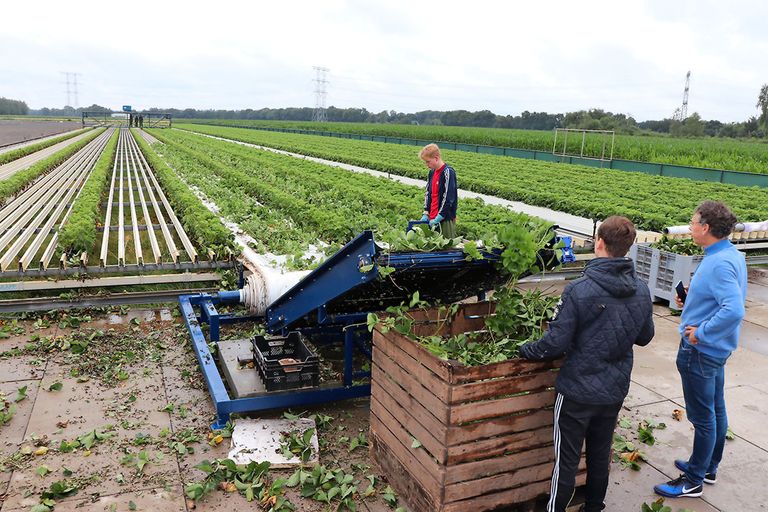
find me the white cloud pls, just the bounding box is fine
[0,0,765,121]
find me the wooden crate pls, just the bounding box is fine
[370,301,586,512]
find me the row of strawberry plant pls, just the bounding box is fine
[0,128,92,166]
[0,128,104,204]
[56,130,120,255]
[177,124,768,231]
[149,129,550,257]
[186,119,768,174]
[132,130,236,256]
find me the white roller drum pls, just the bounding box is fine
[240,267,311,315]
[664,225,691,235]
[739,221,768,233]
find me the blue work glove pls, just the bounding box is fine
[429,214,444,227]
[420,214,429,222]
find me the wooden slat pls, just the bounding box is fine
[446,425,552,465]
[373,326,452,381]
[371,392,446,465]
[370,413,443,500]
[450,370,557,404]
[373,323,451,403]
[445,459,553,502]
[370,430,441,512]
[450,357,562,385]
[445,446,552,486]
[373,342,449,423]
[446,408,553,446]
[371,371,447,444]
[449,389,556,426]
[441,470,587,512]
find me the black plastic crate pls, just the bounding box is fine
[251,332,320,392]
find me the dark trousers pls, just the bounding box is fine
[547,393,622,512]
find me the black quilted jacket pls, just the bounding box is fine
[519,257,655,405]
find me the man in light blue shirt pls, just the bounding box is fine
[655,201,747,499]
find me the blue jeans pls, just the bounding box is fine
[676,340,728,485]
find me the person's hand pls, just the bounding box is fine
[420,214,429,222]
[684,325,699,345]
[674,285,688,309]
[429,214,444,227]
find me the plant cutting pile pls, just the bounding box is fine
[650,235,704,255]
[370,221,561,365]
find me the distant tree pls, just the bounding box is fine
[0,97,29,115]
[758,83,768,131]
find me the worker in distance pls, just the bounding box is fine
[419,144,458,238]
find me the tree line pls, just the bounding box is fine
[0,97,30,115]
[3,83,767,138]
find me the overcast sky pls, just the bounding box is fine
[1,0,765,122]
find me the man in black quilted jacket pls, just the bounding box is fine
[520,215,655,512]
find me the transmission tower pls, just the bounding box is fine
[312,66,329,123]
[60,71,82,108]
[73,73,81,108]
[673,71,691,121]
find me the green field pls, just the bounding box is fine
[175,123,768,232]
[185,118,768,174]
[146,128,547,263]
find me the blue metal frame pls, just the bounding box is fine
[180,292,371,429]
[267,231,379,333]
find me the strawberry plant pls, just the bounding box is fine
[177,123,768,231]
[650,235,703,255]
[187,119,768,175]
[0,129,103,204]
[0,128,91,166]
[57,129,118,255]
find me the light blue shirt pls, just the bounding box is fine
[679,239,747,359]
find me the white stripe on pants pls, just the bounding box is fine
[547,392,565,512]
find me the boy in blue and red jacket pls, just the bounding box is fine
[419,143,457,238]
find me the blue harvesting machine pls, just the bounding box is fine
[180,227,575,428]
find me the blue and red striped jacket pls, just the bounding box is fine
[423,164,457,221]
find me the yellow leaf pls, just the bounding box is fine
[34,447,48,456]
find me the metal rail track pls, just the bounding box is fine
[99,128,198,267]
[0,287,219,313]
[0,129,113,271]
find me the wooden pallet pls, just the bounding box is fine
[371,302,585,512]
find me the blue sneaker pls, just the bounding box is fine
[654,474,703,498]
[674,459,717,484]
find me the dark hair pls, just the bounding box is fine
[597,216,636,257]
[695,201,737,239]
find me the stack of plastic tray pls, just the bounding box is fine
[251,332,320,391]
